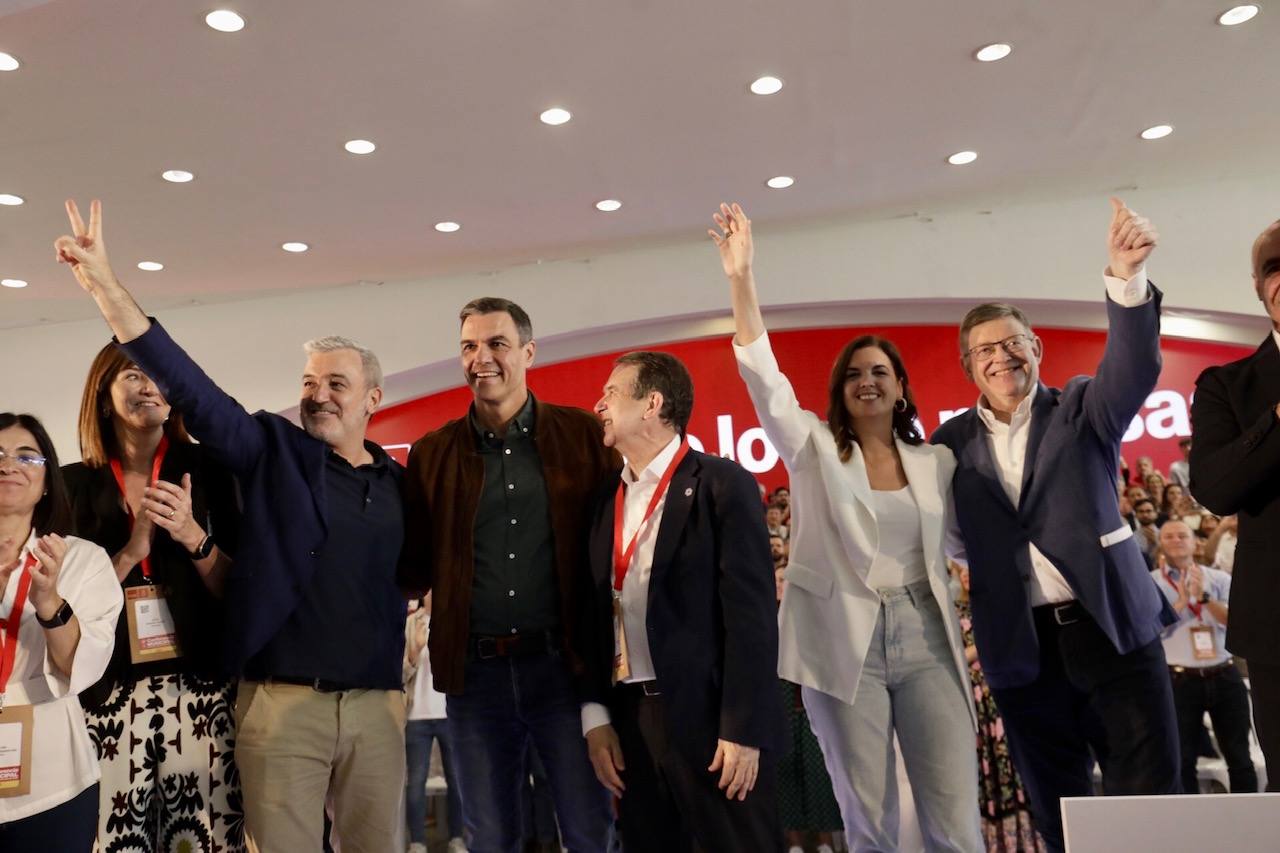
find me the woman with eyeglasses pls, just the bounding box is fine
[710,204,981,852]
[0,413,122,850]
[62,344,246,852]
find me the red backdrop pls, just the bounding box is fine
[368,325,1252,490]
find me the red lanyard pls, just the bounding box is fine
[0,554,36,697]
[1162,565,1202,620]
[612,439,690,591]
[109,436,169,579]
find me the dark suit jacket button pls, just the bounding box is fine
[1020,573,1031,581]
[309,550,319,557]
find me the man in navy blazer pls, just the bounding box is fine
[931,199,1179,852]
[55,200,408,852]
[576,351,783,852]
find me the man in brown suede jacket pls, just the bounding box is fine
[400,297,618,852]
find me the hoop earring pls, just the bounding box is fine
[894,397,908,413]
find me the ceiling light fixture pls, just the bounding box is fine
[750,76,784,95]
[205,10,245,32]
[974,43,1012,62]
[766,176,794,189]
[0,52,19,72]
[281,242,309,253]
[435,221,461,233]
[1218,5,1260,25]
[595,199,622,212]
[161,170,195,183]
[1140,124,1173,140]
[0,194,24,206]
[137,261,164,271]
[539,107,572,126]
[1,279,27,289]
[344,139,376,155]
[947,150,979,165]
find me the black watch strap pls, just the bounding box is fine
[36,598,74,629]
[189,534,215,560]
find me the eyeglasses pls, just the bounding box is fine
[0,449,47,469]
[966,334,1032,363]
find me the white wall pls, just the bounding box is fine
[4,182,1271,460]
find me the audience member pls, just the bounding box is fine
[1151,521,1256,794]
[1189,216,1280,790]
[0,413,123,850]
[399,297,617,851]
[766,503,789,540]
[1168,437,1192,489]
[56,199,409,851]
[1133,498,1161,562]
[579,351,783,851]
[1145,472,1167,516]
[1134,456,1155,485]
[717,202,981,852]
[930,199,1179,853]
[1203,515,1237,574]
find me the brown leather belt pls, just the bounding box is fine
[469,629,558,660]
[1170,659,1235,679]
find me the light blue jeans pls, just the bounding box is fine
[803,580,982,852]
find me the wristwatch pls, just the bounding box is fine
[188,533,216,560]
[1200,591,1212,604]
[36,598,74,629]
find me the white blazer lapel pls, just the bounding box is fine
[898,441,943,575]
[819,440,878,579]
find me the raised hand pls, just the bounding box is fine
[1107,197,1159,280]
[29,533,68,619]
[709,202,754,280]
[54,199,121,296]
[143,474,204,553]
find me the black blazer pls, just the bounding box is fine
[1190,333,1280,663]
[576,447,782,766]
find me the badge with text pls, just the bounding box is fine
[126,585,182,664]
[0,703,33,797]
[1189,624,1218,661]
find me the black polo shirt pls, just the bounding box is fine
[245,442,405,689]
[469,395,560,636]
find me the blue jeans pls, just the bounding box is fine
[446,648,611,853]
[406,718,462,843]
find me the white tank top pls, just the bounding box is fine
[866,486,927,589]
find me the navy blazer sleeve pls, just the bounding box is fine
[1081,287,1164,443]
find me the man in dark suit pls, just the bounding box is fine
[55,200,408,851]
[931,199,1179,852]
[1189,217,1280,790]
[577,351,783,852]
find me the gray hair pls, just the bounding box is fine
[303,336,384,389]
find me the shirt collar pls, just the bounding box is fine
[974,390,1035,431]
[469,392,537,442]
[1271,328,1280,355]
[621,434,683,486]
[326,440,391,470]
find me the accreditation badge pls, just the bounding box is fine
[0,703,34,798]
[611,592,631,685]
[126,585,182,664]
[1189,624,1218,661]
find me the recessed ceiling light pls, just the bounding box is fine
[435,221,461,233]
[1,279,27,289]
[281,242,309,253]
[137,261,164,271]
[0,52,19,72]
[1140,124,1173,140]
[750,76,784,95]
[947,150,979,165]
[161,169,195,183]
[974,43,1012,62]
[539,107,572,126]
[595,199,622,212]
[1218,4,1259,25]
[205,10,245,32]
[766,175,795,189]
[344,139,376,155]
[0,194,23,206]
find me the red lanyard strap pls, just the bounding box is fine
[109,436,169,579]
[612,439,690,591]
[0,554,36,696]
[1162,565,1202,620]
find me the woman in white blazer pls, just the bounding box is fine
[710,204,981,852]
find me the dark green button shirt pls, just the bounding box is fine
[469,394,560,636]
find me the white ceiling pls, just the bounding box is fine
[1,0,1277,330]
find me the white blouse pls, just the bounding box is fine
[0,531,122,822]
[865,487,927,589]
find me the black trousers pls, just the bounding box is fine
[990,607,1180,853]
[1245,658,1280,792]
[612,686,783,853]
[1171,663,1257,793]
[0,781,98,852]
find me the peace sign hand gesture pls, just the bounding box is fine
[53,199,120,296]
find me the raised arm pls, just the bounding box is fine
[54,199,151,342]
[709,202,766,347]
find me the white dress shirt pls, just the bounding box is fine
[1151,564,1232,668]
[956,269,1151,607]
[581,434,682,735]
[0,532,122,822]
